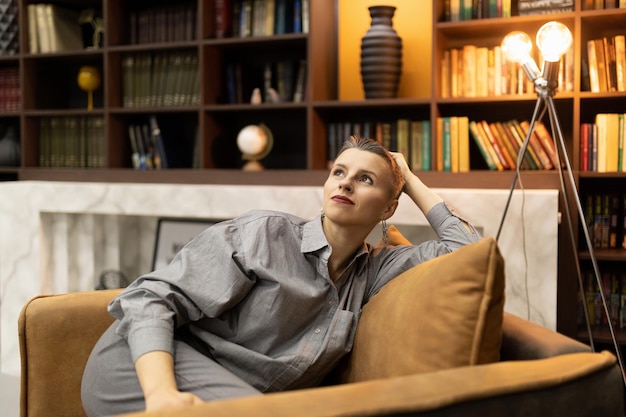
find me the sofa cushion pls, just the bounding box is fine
[339,237,505,382]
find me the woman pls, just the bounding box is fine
[81,136,480,416]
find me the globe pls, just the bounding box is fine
[236,124,273,171]
[236,125,268,157]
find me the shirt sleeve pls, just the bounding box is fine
[108,219,256,362]
[367,201,481,298]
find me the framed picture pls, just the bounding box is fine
[152,218,223,270]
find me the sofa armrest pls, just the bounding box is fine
[500,312,591,361]
[19,289,121,417]
[118,351,621,417]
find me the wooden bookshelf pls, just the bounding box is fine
[1,0,626,346]
[0,0,337,179]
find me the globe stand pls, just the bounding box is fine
[496,62,626,386]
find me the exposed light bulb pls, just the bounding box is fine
[501,30,541,82]
[501,31,533,64]
[536,21,572,62]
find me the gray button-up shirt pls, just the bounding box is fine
[108,202,479,393]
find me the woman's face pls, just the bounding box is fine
[323,148,398,229]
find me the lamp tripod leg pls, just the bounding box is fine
[495,96,544,242]
[546,95,626,385]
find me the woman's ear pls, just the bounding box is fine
[382,199,399,220]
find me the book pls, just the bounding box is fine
[488,121,516,169]
[506,120,542,169]
[458,116,470,172]
[594,38,609,92]
[292,59,307,102]
[462,45,477,98]
[617,113,626,172]
[301,0,309,33]
[614,35,626,92]
[396,119,410,165]
[531,121,560,169]
[214,0,232,38]
[449,116,459,172]
[264,0,276,35]
[436,117,444,171]
[468,120,498,170]
[492,121,521,169]
[35,4,51,53]
[45,4,84,52]
[409,120,423,170]
[419,120,431,171]
[580,123,591,171]
[603,36,618,92]
[603,113,620,172]
[587,39,600,92]
[480,120,510,170]
[519,120,554,169]
[27,4,39,53]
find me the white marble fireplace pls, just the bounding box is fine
[0,181,559,375]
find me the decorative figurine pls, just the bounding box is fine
[77,65,101,110]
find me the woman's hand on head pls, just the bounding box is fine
[145,388,204,412]
[390,152,413,181]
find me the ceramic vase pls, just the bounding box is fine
[360,5,403,99]
[0,125,20,166]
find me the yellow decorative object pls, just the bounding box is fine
[77,66,101,110]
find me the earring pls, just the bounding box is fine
[381,219,389,245]
[320,208,325,220]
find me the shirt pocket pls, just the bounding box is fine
[327,310,357,355]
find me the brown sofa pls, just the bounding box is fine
[19,238,623,417]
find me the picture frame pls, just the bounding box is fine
[152,218,223,271]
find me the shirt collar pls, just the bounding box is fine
[301,215,371,271]
[301,215,328,253]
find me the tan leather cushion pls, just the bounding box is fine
[387,224,412,245]
[340,237,505,382]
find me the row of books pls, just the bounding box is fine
[127,116,199,170]
[326,117,559,172]
[518,0,573,15]
[580,113,626,172]
[440,44,574,98]
[129,3,196,44]
[586,35,626,93]
[0,66,20,112]
[216,0,309,39]
[326,120,433,172]
[583,192,626,250]
[27,3,84,53]
[38,116,106,168]
[121,51,200,108]
[443,0,576,21]
[445,0,513,20]
[579,268,626,330]
[582,0,626,9]
[225,58,306,104]
[470,119,559,170]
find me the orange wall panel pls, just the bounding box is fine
[338,0,432,100]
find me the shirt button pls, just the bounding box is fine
[314,328,321,334]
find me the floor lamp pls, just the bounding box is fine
[495,21,626,386]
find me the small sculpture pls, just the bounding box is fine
[236,124,273,171]
[77,65,101,110]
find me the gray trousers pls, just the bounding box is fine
[81,322,262,417]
